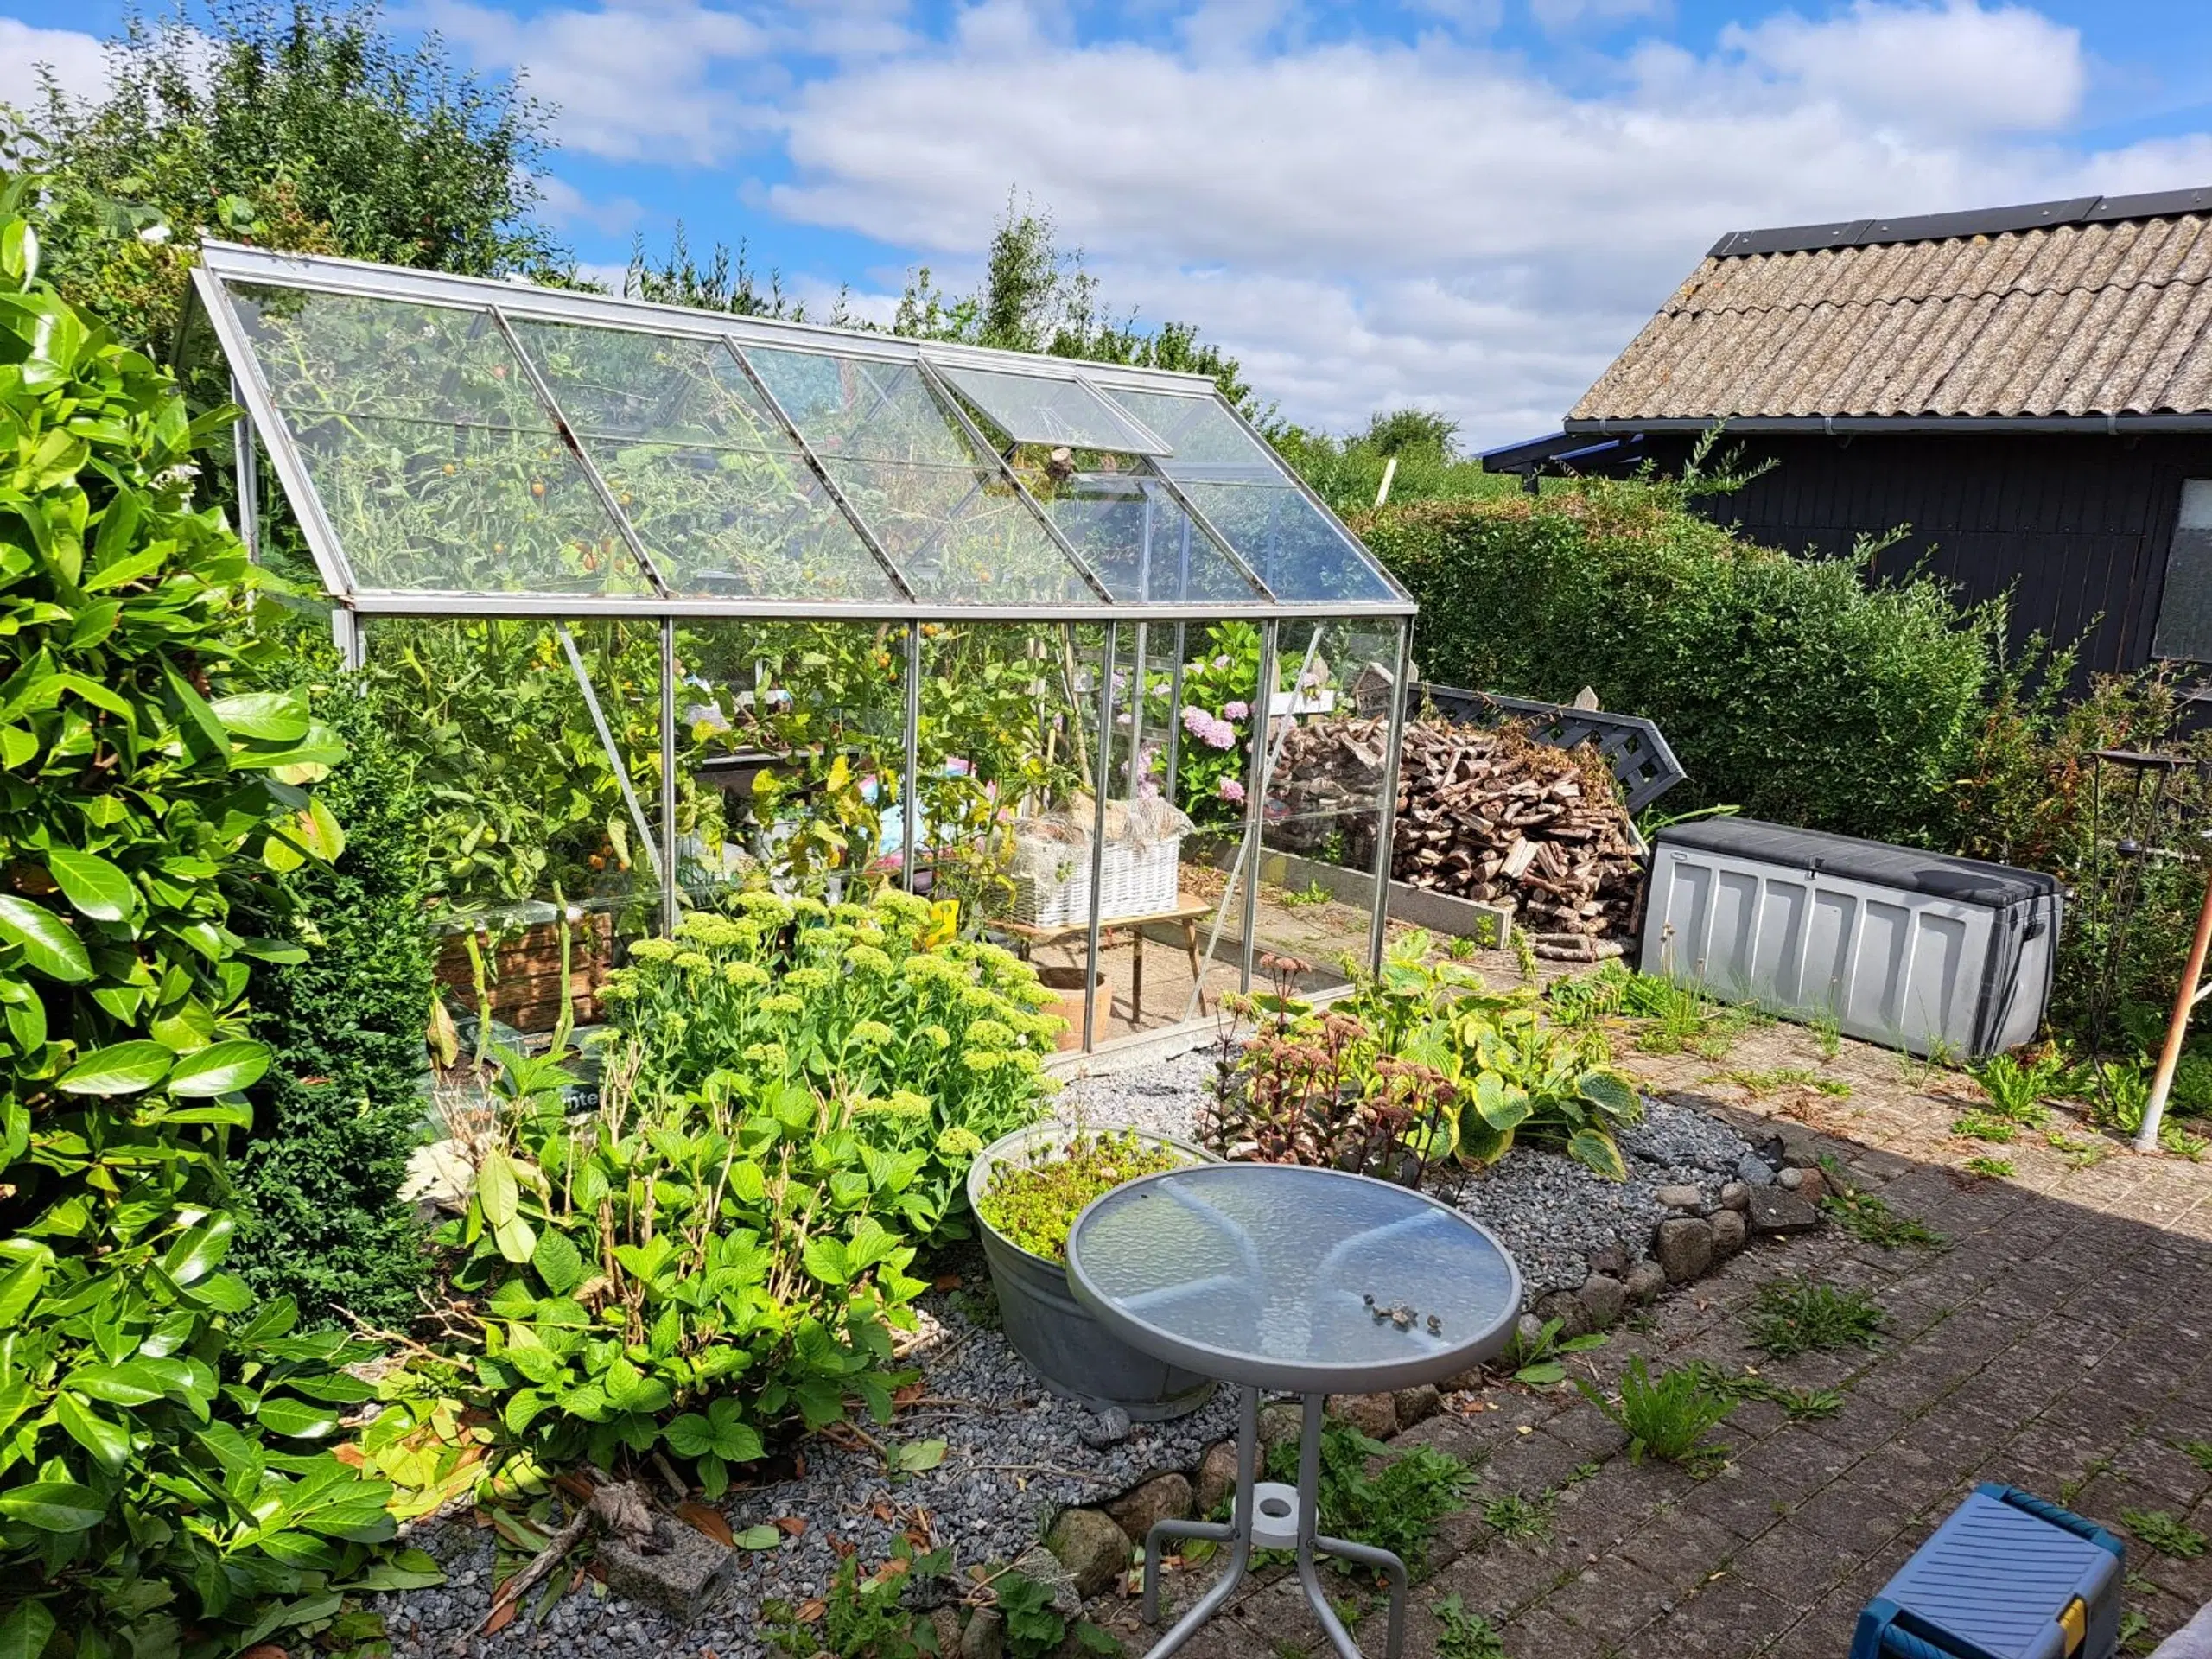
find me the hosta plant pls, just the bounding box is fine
[601,887,1059,1237]
[442,1041,932,1497]
[0,173,409,1657]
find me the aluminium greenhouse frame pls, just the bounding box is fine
[184,242,1418,1052]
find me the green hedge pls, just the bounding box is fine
[1360,483,2003,845]
[236,678,435,1327]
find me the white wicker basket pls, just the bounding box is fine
[1011,836,1182,927]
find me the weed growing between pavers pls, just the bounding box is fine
[1497,1317,1606,1386]
[1480,1491,1556,1548]
[1953,1111,2020,1143]
[1579,1357,1736,1471]
[2121,1510,2209,1560]
[1711,1066,1853,1098]
[1965,1154,2018,1179]
[1246,1423,1478,1579]
[1714,1370,1844,1420]
[1433,1593,1508,1658]
[2177,1439,2212,1472]
[1745,1278,1886,1359]
[1820,1187,1948,1251]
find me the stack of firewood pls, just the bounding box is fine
[1270,715,1644,945]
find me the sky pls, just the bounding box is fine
[4,0,2212,448]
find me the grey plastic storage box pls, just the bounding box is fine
[1641,818,2062,1060]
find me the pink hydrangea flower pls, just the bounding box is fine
[1224,699,1249,720]
[1217,777,1246,804]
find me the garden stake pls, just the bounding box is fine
[2138,853,2212,1151]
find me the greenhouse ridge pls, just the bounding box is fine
[188,241,1413,623]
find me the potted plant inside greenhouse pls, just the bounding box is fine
[969,1122,1220,1417]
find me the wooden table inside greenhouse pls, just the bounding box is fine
[1000,899,1215,1024]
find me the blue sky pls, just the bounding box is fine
[5,0,2211,445]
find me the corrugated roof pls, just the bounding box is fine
[1568,192,2212,425]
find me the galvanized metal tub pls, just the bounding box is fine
[967,1121,1220,1421]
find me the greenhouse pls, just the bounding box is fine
[184,241,1419,1053]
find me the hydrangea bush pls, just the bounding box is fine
[601,888,1060,1238]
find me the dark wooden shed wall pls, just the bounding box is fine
[1637,432,2212,677]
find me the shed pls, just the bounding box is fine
[1484,187,2212,679]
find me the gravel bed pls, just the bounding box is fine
[375,1282,1238,1659]
[374,1043,1760,1654]
[1058,1042,1764,1296]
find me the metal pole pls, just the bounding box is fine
[1368,618,1412,977]
[558,625,660,884]
[2138,859,2212,1151]
[330,607,366,673]
[231,375,259,563]
[658,620,679,933]
[1128,623,1148,801]
[1163,622,1187,810]
[1082,626,1120,1052]
[1239,621,1280,994]
[902,621,923,894]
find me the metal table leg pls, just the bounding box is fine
[1295,1392,1407,1659]
[1141,1386,1259,1656]
[1139,1389,1406,1659]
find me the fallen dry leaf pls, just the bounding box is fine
[796,1599,827,1624]
[773,1516,806,1537]
[677,1502,734,1548]
[483,1599,519,1636]
[933,1274,963,1291]
[555,1471,597,1504]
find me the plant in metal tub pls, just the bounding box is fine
[969,1121,1220,1420]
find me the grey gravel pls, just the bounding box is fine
[375,1287,1238,1659]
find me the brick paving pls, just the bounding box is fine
[1115,1020,2212,1658]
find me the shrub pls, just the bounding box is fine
[1210,937,1642,1181]
[234,677,435,1325]
[442,1041,932,1497]
[1360,480,2001,846]
[601,890,1059,1237]
[0,182,408,1654]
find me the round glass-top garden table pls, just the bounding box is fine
[1066,1164,1524,1659]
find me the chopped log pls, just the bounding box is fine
[1268,713,1643,939]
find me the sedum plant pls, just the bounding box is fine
[0,176,414,1656]
[444,1041,934,1497]
[601,888,1059,1237]
[976,1129,1192,1262]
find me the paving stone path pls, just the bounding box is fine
[1114,1023,2212,1659]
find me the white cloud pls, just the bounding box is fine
[537,174,648,237]
[1720,0,2084,136]
[419,0,781,163]
[1529,0,1669,35]
[431,0,2209,444]
[0,18,108,111]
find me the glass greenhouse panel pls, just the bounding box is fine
[1103,389,1402,604]
[935,365,1167,454]
[582,442,899,601]
[1029,475,1262,606]
[510,321,796,451]
[288,414,652,594]
[1174,481,1400,606]
[823,459,1103,607]
[743,348,976,468]
[227,283,549,428]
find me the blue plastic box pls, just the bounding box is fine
[1851,1484,2125,1659]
